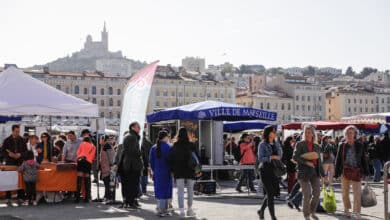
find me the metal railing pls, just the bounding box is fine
[384,161,390,220]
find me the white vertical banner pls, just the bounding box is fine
[119,61,159,144]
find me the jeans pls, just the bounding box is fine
[103,176,112,200]
[236,169,255,190]
[299,175,321,218]
[158,199,168,211]
[141,176,148,194]
[373,159,382,182]
[176,179,194,210]
[25,182,36,201]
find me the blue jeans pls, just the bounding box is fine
[158,199,168,212]
[141,176,148,194]
[373,159,382,182]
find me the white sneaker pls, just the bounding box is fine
[33,201,38,206]
[187,209,196,217]
[178,208,185,217]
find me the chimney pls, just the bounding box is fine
[4,64,18,69]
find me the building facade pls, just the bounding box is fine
[181,57,206,73]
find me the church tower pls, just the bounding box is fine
[101,22,108,51]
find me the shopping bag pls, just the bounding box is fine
[322,185,337,213]
[361,182,377,207]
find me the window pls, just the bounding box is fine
[156,101,160,107]
[193,92,197,97]
[92,86,96,95]
[348,107,351,112]
[109,112,113,119]
[207,93,211,98]
[382,98,385,104]
[365,107,368,112]
[281,103,285,110]
[359,99,362,104]
[109,98,113,106]
[74,86,79,94]
[163,91,168,96]
[365,99,368,104]
[214,93,218,98]
[302,96,305,101]
[288,103,291,110]
[360,107,362,113]
[108,87,113,95]
[266,103,270,109]
[100,112,105,117]
[100,88,105,95]
[178,92,182,97]
[56,85,61,90]
[221,94,224,98]
[260,103,264,109]
[296,96,299,101]
[66,87,69,94]
[156,90,160,96]
[347,99,350,103]
[329,108,331,113]
[302,105,305,111]
[354,107,357,112]
[117,113,121,118]
[318,96,321,101]
[117,100,121,106]
[101,100,105,106]
[84,88,88,95]
[354,98,356,104]
[117,89,121,95]
[308,105,311,111]
[92,98,96,104]
[296,105,299,110]
[307,96,310,102]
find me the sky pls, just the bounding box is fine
[0,0,389,72]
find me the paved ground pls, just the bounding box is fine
[0,180,386,220]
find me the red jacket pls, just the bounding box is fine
[240,142,256,165]
[76,142,96,164]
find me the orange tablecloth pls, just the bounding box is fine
[18,169,77,192]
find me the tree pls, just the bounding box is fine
[345,66,355,76]
[360,67,377,78]
[302,66,316,76]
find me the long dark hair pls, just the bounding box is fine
[174,127,190,145]
[238,133,249,145]
[283,136,294,147]
[156,130,169,158]
[263,125,275,143]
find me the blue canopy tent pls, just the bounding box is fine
[223,120,272,133]
[147,101,277,167]
[147,100,277,123]
[0,116,22,123]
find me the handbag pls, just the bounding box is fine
[342,144,361,182]
[361,182,377,207]
[272,159,287,177]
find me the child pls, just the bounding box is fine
[19,151,39,205]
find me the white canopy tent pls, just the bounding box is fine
[341,112,390,124]
[0,66,98,117]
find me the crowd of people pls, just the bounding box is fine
[1,122,390,219]
[224,125,390,220]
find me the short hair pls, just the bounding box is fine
[29,135,39,140]
[11,124,20,131]
[54,140,65,148]
[302,124,317,143]
[343,125,358,138]
[81,129,90,136]
[26,150,35,160]
[83,137,92,143]
[129,121,140,131]
[67,131,76,136]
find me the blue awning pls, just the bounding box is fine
[387,116,390,123]
[0,116,22,123]
[147,101,277,123]
[223,121,272,133]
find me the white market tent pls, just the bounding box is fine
[341,112,390,124]
[0,66,98,117]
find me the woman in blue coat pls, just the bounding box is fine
[149,130,172,217]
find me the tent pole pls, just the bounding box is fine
[198,120,201,155]
[210,120,214,180]
[93,117,102,202]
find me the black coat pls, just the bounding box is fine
[168,141,195,179]
[282,143,296,173]
[1,135,27,166]
[335,141,369,178]
[118,130,143,174]
[141,138,153,176]
[36,142,53,164]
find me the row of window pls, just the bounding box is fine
[57,85,121,96]
[259,102,291,110]
[296,105,322,111]
[100,112,121,119]
[348,106,390,113]
[91,98,121,107]
[295,95,322,102]
[155,91,231,99]
[346,97,390,104]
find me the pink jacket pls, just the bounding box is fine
[240,142,256,165]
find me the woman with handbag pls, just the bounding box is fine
[257,125,281,220]
[335,125,369,219]
[293,125,324,220]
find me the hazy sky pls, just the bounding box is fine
[1,0,389,71]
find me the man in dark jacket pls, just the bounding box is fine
[1,124,28,206]
[140,132,153,195]
[380,133,390,163]
[117,122,143,209]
